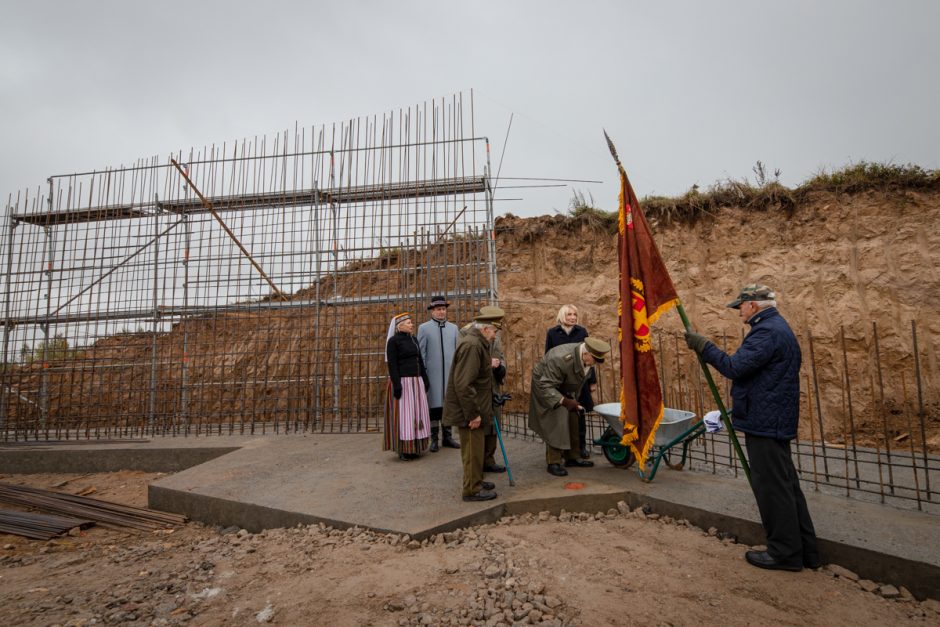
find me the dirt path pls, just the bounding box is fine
[0,472,937,626]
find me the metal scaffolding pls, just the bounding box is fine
[1,92,496,439]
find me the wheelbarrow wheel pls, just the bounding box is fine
[599,427,635,468]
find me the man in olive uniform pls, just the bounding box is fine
[528,337,610,477]
[458,308,507,474]
[443,306,505,502]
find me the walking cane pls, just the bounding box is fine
[492,392,515,486]
[492,415,515,487]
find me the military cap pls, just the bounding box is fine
[584,337,611,363]
[473,305,505,329]
[726,284,776,309]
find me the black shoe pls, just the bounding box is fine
[462,490,497,502]
[441,431,461,449]
[480,481,495,490]
[483,464,506,473]
[580,447,591,459]
[803,555,823,569]
[745,551,802,572]
[429,438,440,453]
[564,459,594,468]
[398,453,413,462]
[547,463,568,477]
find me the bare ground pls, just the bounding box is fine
[0,472,938,626]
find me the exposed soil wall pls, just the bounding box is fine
[495,189,940,450]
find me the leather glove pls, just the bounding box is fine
[560,397,580,411]
[393,385,403,400]
[684,331,711,354]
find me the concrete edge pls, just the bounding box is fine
[4,443,935,601]
[0,448,241,474]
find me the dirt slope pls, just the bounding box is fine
[495,189,940,449]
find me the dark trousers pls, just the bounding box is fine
[577,409,587,452]
[429,406,443,425]
[458,426,485,497]
[545,410,581,465]
[745,434,819,566]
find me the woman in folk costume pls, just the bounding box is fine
[384,312,431,460]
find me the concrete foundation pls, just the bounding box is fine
[2,433,937,601]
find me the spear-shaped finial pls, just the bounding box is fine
[603,129,622,168]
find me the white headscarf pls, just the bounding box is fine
[384,313,411,362]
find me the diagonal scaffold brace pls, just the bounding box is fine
[602,130,751,487]
[170,158,286,300]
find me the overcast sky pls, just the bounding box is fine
[2,0,938,217]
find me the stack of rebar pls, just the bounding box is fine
[0,483,186,531]
[0,508,94,540]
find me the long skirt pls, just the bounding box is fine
[383,376,431,454]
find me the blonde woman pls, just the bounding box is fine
[544,304,596,458]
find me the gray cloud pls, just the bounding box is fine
[2,0,938,215]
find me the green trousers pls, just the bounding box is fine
[545,409,580,465]
[484,433,498,467]
[458,426,486,497]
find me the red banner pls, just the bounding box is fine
[617,166,678,467]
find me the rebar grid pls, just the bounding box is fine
[497,320,937,512]
[1,93,495,438]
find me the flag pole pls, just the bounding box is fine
[603,130,751,486]
[674,302,751,485]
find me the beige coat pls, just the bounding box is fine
[442,327,494,429]
[527,343,591,449]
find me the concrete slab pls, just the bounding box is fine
[2,433,937,600]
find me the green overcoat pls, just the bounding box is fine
[442,327,494,429]
[527,342,591,449]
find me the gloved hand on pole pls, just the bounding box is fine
[684,331,712,355]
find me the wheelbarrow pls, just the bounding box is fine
[592,403,704,482]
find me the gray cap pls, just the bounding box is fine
[727,284,775,309]
[473,305,505,329]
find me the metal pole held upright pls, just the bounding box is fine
[676,300,752,486]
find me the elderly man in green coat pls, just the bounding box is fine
[458,313,508,475]
[443,306,505,502]
[528,337,610,477]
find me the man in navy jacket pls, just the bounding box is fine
[685,284,820,572]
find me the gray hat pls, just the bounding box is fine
[473,305,505,329]
[727,284,775,309]
[584,337,611,362]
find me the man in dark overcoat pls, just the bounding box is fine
[685,284,820,572]
[443,306,505,502]
[528,337,610,477]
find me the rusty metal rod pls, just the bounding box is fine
[900,371,923,511]
[840,327,861,489]
[867,369,886,504]
[911,320,931,500]
[872,321,895,494]
[170,158,286,300]
[806,330,830,480]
